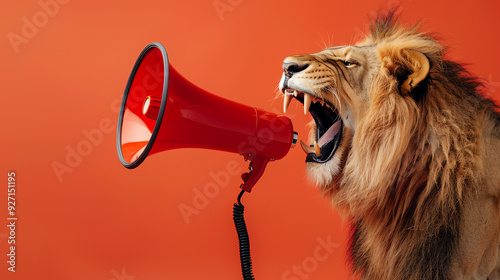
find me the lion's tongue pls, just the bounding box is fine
[318,120,341,147]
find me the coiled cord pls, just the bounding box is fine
[233,190,255,280]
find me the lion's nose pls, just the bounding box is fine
[282,61,309,77]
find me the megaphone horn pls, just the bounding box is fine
[117,42,298,192]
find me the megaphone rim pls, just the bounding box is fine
[116,42,169,169]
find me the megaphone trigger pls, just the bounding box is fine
[240,156,270,192]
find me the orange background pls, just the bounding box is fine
[1,0,500,279]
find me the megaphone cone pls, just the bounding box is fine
[117,43,297,192]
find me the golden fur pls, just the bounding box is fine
[280,13,500,279]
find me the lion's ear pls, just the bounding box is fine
[379,47,430,96]
[400,50,430,95]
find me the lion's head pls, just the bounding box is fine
[278,14,449,216]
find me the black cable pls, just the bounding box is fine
[233,190,255,280]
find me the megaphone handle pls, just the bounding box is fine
[240,156,270,192]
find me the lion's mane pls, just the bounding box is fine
[326,13,500,279]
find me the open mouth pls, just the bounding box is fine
[282,88,343,163]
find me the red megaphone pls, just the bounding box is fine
[116,42,297,192]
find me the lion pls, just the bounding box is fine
[278,13,500,280]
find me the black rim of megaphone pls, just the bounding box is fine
[116,42,169,169]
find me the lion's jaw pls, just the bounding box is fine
[278,46,377,189]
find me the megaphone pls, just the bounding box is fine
[116,42,298,192]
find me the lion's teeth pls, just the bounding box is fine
[283,94,293,113]
[314,141,321,156]
[304,94,312,114]
[294,90,298,97]
[299,140,322,156]
[300,140,313,155]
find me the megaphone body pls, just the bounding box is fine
[117,43,297,192]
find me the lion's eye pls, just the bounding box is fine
[343,60,358,67]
